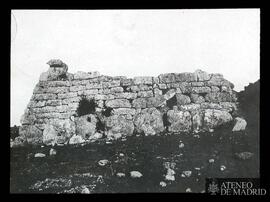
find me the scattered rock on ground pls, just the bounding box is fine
[160,181,167,187]
[235,152,254,160]
[81,186,90,194]
[116,173,126,178]
[182,171,192,177]
[130,171,143,178]
[232,117,247,132]
[220,165,226,171]
[186,188,192,192]
[49,148,57,156]
[98,159,110,166]
[34,153,46,158]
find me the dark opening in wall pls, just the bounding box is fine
[162,113,171,129]
[96,117,105,132]
[102,106,113,117]
[200,93,207,97]
[122,86,128,92]
[76,96,97,117]
[58,74,68,81]
[161,89,170,95]
[10,125,19,140]
[166,95,177,110]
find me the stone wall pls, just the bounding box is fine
[19,59,238,145]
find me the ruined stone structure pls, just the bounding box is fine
[18,59,238,145]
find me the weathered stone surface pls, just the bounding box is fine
[110,87,124,93]
[178,82,192,94]
[153,88,163,96]
[115,92,137,99]
[19,125,43,145]
[105,114,134,139]
[167,107,192,132]
[194,69,211,81]
[175,72,197,82]
[75,114,97,139]
[112,108,136,116]
[158,73,176,83]
[130,171,143,178]
[133,76,153,85]
[20,108,36,125]
[46,62,68,81]
[47,59,67,67]
[203,109,233,131]
[58,92,77,99]
[43,124,58,146]
[21,62,240,145]
[137,90,153,98]
[34,93,57,101]
[176,94,191,106]
[190,94,205,104]
[211,86,220,92]
[43,119,76,145]
[207,74,234,89]
[163,89,176,100]
[102,80,121,88]
[205,92,235,103]
[178,103,201,111]
[192,112,203,132]
[191,86,211,94]
[120,78,133,86]
[69,135,85,145]
[73,71,100,80]
[147,95,166,108]
[132,98,147,108]
[191,81,205,87]
[105,99,131,108]
[134,108,164,135]
[232,117,247,132]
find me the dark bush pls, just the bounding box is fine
[76,96,97,116]
[10,125,19,140]
[102,106,113,117]
[166,95,177,109]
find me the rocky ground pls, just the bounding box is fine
[10,122,259,193]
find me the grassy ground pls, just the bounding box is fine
[10,122,259,193]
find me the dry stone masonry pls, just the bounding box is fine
[19,59,238,145]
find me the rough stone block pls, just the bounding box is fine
[105,99,131,108]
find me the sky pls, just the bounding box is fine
[10,9,260,126]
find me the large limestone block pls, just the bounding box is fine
[132,98,148,108]
[105,114,134,139]
[147,95,166,108]
[190,94,205,104]
[19,125,43,145]
[176,94,191,106]
[133,76,153,85]
[205,92,236,103]
[158,73,176,83]
[167,107,192,132]
[134,108,164,135]
[232,117,247,132]
[203,109,233,131]
[73,71,100,80]
[75,114,97,139]
[192,111,203,132]
[105,99,131,108]
[175,72,197,82]
[43,119,76,145]
[194,69,211,81]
